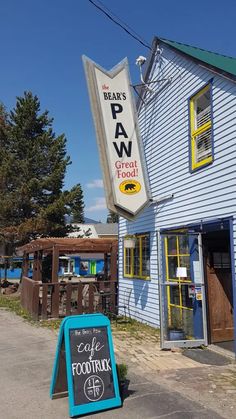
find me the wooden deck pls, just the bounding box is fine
[21,276,117,320]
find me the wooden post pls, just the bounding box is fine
[52,247,59,282]
[37,250,43,282]
[104,253,108,280]
[89,284,94,313]
[41,284,48,320]
[77,283,83,314]
[22,252,29,278]
[33,251,38,281]
[51,283,60,318]
[66,283,72,316]
[31,282,40,321]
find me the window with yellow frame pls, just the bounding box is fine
[124,233,150,279]
[164,235,194,335]
[189,83,213,171]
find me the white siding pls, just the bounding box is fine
[119,44,236,327]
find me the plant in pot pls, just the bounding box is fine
[116,363,129,400]
[168,311,186,341]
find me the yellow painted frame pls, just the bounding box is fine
[190,84,212,170]
[124,246,133,277]
[124,234,150,280]
[164,236,193,326]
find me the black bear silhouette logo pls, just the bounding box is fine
[124,183,136,191]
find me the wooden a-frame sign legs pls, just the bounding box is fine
[50,314,121,417]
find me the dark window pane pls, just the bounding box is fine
[133,243,140,276]
[168,257,178,279]
[167,236,177,255]
[178,235,189,254]
[170,286,180,305]
[181,285,193,309]
[125,248,132,275]
[141,235,150,276]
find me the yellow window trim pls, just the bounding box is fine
[191,84,209,102]
[124,233,150,280]
[190,84,212,171]
[169,303,193,312]
[124,246,134,277]
[164,236,193,324]
[167,278,192,283]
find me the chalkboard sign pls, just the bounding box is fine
[50,314,121,417]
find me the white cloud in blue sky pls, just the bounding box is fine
[86,179,104,189]
[86,197,106,212]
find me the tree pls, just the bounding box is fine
[0,92,84,253]
[106,210,119,223]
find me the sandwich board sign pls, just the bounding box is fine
[50,314,121,417]
[83,56,150,221]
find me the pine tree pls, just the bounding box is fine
[0,92,84,252]
[106,210,119,223]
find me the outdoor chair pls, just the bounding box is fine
[83,283,100,313]
[108,288,132,325]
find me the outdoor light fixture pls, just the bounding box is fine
[124,236,136,249]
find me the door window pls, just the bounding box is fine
[161,233,206,347]
[165,235,193,336]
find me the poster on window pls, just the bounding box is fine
[80,261,89,271]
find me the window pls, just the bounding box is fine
[62,258,75,274]
[213,252,231,269]
[190,83,213,171]
[164,235,193,328]
[124,233,150,279]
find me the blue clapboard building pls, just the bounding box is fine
[58,254,104,277]
[1,255,104,281]
[118,38,236,353]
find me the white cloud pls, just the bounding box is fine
[86,197,107,212]
[86,179,103,189]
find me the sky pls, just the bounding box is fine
[0,0,236,222]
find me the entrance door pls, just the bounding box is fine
[90,261,96,275]
[204,231,234,343]
[159,231,207,349]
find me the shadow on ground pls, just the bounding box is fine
[183,348,232,366]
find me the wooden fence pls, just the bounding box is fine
[21,276,117,321]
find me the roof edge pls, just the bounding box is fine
[154,36,236,82]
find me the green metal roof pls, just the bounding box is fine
[159,38,236,78]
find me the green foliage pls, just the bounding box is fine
[0,92,84,251]
[0,295,32,320]
[106,210,119,223]
[39,319,62,330]
[117,363,128,382]
[111,317,160,342]
[0,294,61,329]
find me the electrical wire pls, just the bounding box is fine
[88,0,152,51]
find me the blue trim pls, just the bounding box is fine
[161,235,168,337]
[50,314,121,417]
[160,216,232,234]
[160,217,235,353]
[189,78,214,173]
[50,317,70,399]
[161,234,204,343]
[229,219,236,357]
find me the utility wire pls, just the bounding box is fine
[88,0,152,51]
[93,0,151,47]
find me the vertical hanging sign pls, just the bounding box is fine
[83,56,150,220]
